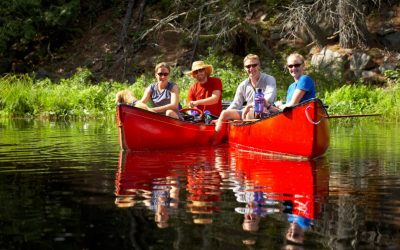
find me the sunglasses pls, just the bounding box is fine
[193,68,205,74]
[245,63,258,69]
[157,72,169,77]
[287,63,302,69]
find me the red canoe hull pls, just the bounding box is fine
[116,104,227,151]
[228,99,330,159]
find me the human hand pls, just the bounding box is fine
[278,103,289,111]
[189,101,197,108]
[242,105,252,120]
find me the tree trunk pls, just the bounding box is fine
[120,0,136,48]
[190,6,203,64]
[338,0,370,48]
[303,12,328,48]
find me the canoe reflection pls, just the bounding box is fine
[114,148,329,237]
[114,148,228,226]
[231,150,329,244]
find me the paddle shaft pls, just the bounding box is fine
[222,119,260,124]
[325,114,381,118]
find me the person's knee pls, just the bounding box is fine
[219,110,228,120]
[223,110,240,121]
[246,110,255,119]
[166,109,178,118]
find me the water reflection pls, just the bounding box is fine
[231,151,330,247]
[114,148,330,248]
[2,119,400,249]
[115,148,229,227]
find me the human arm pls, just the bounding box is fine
[140,86,152,104]
[228,81,246,110]
[262,75,277,105]
[241,104,253,120]
[190,90,221,107]
[277,75,314,110]
[278,89,306,110]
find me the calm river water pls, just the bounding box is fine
[0,119,399,250]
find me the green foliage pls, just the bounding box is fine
[199,49,246,101]
[267,60,293,99]
[323,84,400,121]
[0,75,35,116]
[1,53,400,121]
[0,0,111,73]
[0,69,126,120]
[384,69,400,85]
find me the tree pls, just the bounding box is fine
[281,0,386,49]
[337,0,371,48]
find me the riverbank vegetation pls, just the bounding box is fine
[1,52,399,121]
[1,1,399,123]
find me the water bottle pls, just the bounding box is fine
[254,88,264,117]
[204,110,212,124]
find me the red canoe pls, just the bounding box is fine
[229,98,330,159]
[116,104,227,151]
[116,98,329,158]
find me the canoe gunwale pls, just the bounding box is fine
[230,98,328,127]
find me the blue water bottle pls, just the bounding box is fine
[254,88,264,117]
[204,110,212,124]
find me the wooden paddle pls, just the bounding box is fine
[224,119,260,124]
[325,113,382,118]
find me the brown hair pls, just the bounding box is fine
[154,62,171,73]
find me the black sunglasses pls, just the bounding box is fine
[157,72,169,77]
[245,63,258,69]
[287,63,302,69]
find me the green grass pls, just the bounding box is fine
[1,58,399,121]
[0,68,126,120]
[323,83,400,121]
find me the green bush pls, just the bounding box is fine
[323,83,400,121]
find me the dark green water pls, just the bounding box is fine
[0,119,399,250]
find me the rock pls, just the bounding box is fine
[310,47,346,78]
[379,63,397,73]
[379,32,400,51]
[361,70,386,84]
[350,52,374,78]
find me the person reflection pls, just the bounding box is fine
[186,164,221,224]
[146,176,180,228]
[242,201,261,232]
[115,175,180,229]
[234,182,279,232]
[283,197,312,247]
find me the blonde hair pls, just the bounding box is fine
[115,90,136,104]
[154,62,171,73]
[243,54,260,66]
[287,53,305,64]
[115,89,152,111]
